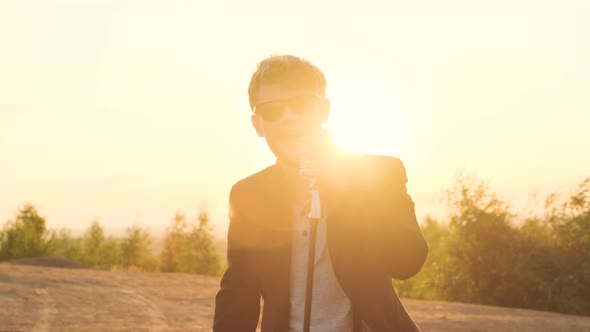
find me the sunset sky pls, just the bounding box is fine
[1,0,588,236]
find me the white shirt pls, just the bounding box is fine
[288,203,355,332]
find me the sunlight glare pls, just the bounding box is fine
[326,86,408,158]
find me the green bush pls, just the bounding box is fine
[396,175,590,316]
[76,220,122,268]
[159,211,221,276]
[120,225,158,272]
[52,228,85,264]
[0,204,56,260]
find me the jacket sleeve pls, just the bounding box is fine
[373,157,429,280]
[213,185,261,332]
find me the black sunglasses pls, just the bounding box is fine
[252,94,327,122]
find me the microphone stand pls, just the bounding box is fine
[303,179,321,332]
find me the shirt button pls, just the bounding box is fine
[302,230,308,237]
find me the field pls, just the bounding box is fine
[1,261,589,332]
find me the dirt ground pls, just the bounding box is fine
[1,262,589,332]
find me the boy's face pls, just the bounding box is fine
[251,84,330,166]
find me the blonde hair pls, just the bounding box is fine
[247,55,327,110]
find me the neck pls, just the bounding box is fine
[277,158,304,183]
[276,158,310,204]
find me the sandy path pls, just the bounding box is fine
[1,263,589,332]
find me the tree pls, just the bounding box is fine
[79,220,122,269]
[159,213,188,272]
[53,228,85,264]
[189,211,221,275]
[0,204,56,260]
[539,177,590,315]
[79,220,121,269]
[442,174,525,307]
[120,225,157,271]
[81,220,106,266]
[159,211,221,275]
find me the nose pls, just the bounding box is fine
[280,106,299,121]
[278,106,306,133]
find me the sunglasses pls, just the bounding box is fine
[252,94,327,122]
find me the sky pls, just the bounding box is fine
[1,0,589,236]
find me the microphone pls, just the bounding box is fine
[298,141,322,332]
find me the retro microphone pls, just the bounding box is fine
[298,144,322,332]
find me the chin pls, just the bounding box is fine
[267,139,300,162]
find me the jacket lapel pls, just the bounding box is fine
[258,165,294,331]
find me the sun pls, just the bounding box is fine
[324,90,408,158]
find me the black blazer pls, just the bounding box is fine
[214,151,428,332]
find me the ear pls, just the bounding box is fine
[251,114,265,137]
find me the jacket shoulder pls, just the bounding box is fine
[340,153,407,184]
[351,153,404,168]
[230,165,276,199]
